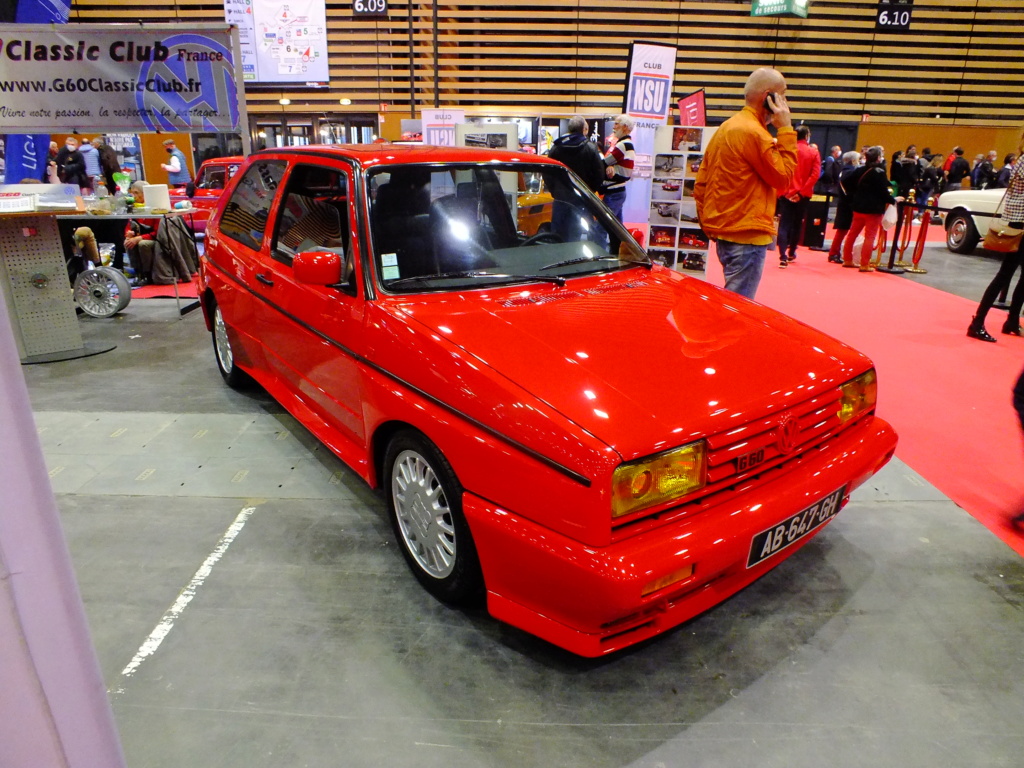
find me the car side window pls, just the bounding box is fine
[271,164,354,291]
[218,160,287,251]
[203,167,227,190]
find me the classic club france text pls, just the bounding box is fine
[0,39,225,63]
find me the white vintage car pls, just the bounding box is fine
[936,187,1005,253]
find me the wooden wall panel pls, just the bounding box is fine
[68,0,1024,126]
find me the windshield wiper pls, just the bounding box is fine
[540,255,651,271]
[387,270,566,288]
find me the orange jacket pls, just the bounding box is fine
[694,107,797,244]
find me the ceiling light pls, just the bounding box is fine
[279,98,290,105]
[339,98,352,106]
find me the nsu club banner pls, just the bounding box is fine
[621,41,677,226]
[0,23,243,132]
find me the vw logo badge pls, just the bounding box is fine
[776,413,800,455]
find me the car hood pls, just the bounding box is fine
[391,271,869,460]
[938,187,1004,210]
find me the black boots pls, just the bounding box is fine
[967,317,997,342]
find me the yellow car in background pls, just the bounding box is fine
[517,172,554,236]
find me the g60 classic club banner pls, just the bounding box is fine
[0,23,243,132]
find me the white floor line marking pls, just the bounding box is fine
[111,505,257,694]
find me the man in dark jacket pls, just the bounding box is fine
[945,147,971,191]
[548,116,604,193]
[55,136,89,190]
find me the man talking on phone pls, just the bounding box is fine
[693,67,798,299]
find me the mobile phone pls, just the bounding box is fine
[764,93,774,112]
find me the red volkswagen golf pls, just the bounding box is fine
[198,145,896,657]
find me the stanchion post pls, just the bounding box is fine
[877,199,907,274]
[905,195,933,274]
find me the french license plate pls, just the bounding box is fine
[746,486,846,568]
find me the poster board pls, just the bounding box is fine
[646,125,715,277]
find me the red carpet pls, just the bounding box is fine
[131,277,199,300]
[704,236,1024,556]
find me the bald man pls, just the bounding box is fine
[693,67,798,298]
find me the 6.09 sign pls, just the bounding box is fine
[354,0,387,16]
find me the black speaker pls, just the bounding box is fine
[800,200,829,249]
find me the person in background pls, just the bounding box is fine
[841,146,903,272]
[995,153,1017,189]
[942,145,957,175]
[78,137,100,193]
[815,144,842,196]
[55,136,89,190]
[916,154,945,214]
[775,124,820,267]
[977,150,999,189]
[160,139,192,186]
[967,134,1024,342]
[547,115,604,193]
[888,149,905,196]
[945,147,971,191]
[94,137,121,194]
[42,140,60,183]
[897,146,921,199]
[601,114,635,223]
[827,150,862,264]
[970,153,986,187]
[693,66,797,299]
[123,183,159,286]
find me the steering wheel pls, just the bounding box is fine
[521,231,563,246]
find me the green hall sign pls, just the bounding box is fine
[751,0,809,18]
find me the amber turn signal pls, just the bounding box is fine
[612,441,707,519]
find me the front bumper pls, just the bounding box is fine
[465,414,897,657]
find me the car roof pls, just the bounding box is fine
[250,144,562,171]
[199,155,245,166]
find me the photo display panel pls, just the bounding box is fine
[647,125,711,276]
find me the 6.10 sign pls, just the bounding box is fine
[876,0,913,31]
[354,0,387,16]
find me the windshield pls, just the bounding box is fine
[368,163,649,293]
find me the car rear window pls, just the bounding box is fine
[218,160,287,251]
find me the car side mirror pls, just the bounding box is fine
[294,250,345,286]
[627,227,645,248]
[185,182,196,198]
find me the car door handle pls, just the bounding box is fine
[256,273,274,287]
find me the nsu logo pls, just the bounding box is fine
[629,74,669,117]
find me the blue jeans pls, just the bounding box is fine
[604,188,626,224]
[716,239,767,299]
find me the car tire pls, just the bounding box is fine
[210,298,250,388]
[384,430,484,606]
[946,211,980,254]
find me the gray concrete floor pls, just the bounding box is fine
[20,243,1024,767]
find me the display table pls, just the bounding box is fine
[0,210,116,364]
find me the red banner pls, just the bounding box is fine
[677,89,706,127]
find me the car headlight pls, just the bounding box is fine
[612,441,707,519]
[838,369,877,424]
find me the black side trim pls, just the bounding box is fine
[204,258,592,488]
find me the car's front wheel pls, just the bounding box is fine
[384,430,484,606]
[946,211,980,254]
[210,298,250,388]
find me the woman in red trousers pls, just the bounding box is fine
[841,146,903,271]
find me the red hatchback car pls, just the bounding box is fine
[170,155,244,233]
[198,145,897,657]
